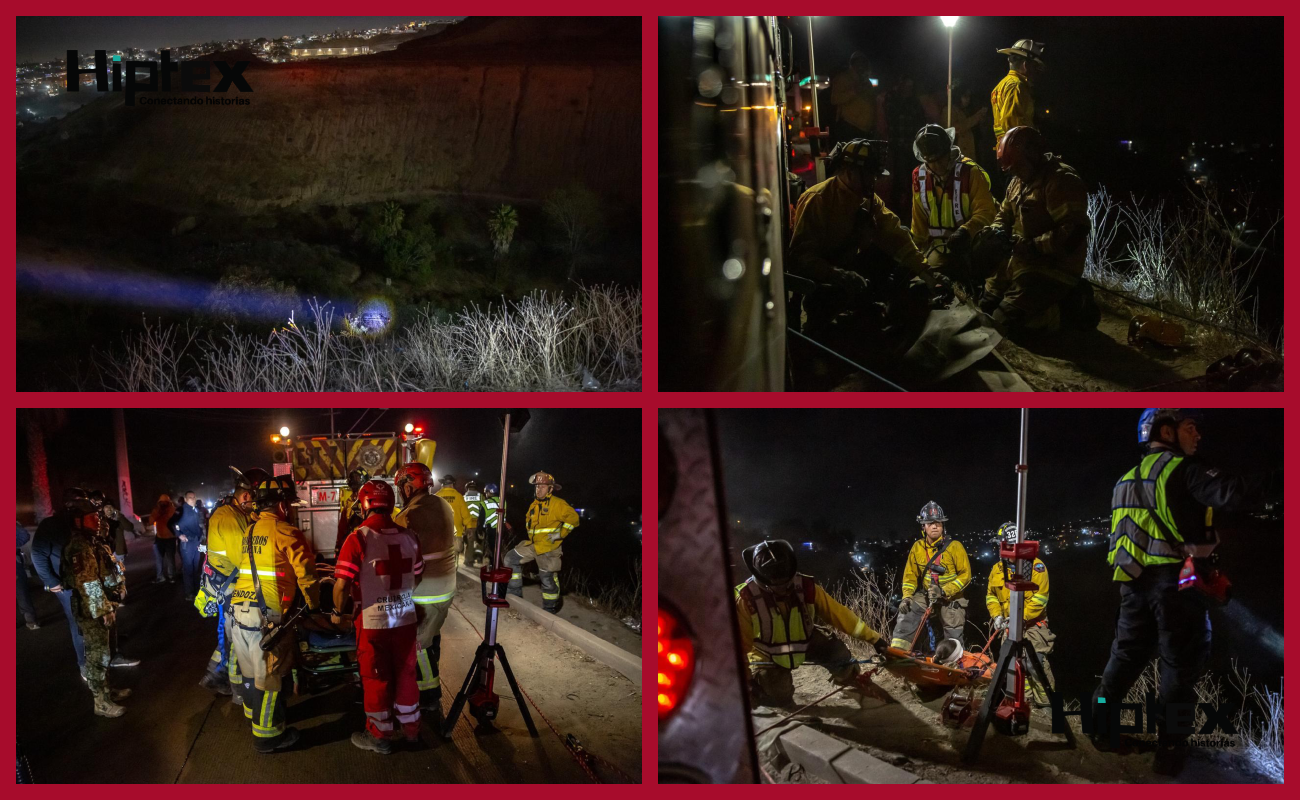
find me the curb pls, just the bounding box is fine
[457,565,641,684]
[776,723,929,784]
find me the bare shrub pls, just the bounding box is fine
[94,287,641,392]
[832,566,897,658]
[566,567,640,621]
[1117,657,1283,782]
[99,317,197,392]
[543,183,602,280]
[1084,187,1279,344]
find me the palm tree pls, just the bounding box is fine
[487,204,520,260]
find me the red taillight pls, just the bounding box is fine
[657,606,694,721]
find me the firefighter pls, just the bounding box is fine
[229,475,320,754]
[991,40,1044,152]
[479,483,504,565]
[736,539,883,708]
[465,480,502,568]
[985,522,1054,706]
[434,475,473,566]
[1093,409,1270,776]
[335,468,370,555]
[334,480,423,753]
[393,463,456,715]
[197,467,268,703]
[462,480,485,568]
[789,138,953,332]
[909,124,996,278]
[977,126,1097,337]
[890,501,972,650]
[506,472,579,613]
[63,497,130,717]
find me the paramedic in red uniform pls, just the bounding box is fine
[332,479,424,753]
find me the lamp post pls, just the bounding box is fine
[806,17,825,183]
[941,17,959,127]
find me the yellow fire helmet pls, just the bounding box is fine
[528,471,562,491]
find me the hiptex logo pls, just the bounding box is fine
[65,50,253,107]
[1052,693,1239,747]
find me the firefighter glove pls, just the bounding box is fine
[992,614,1008,632]
[947,227,972,255]
[829,268,871,296]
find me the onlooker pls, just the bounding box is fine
[149,494,179,584]
[17,521,39,630]
[950,84,991,166]
[176,491,207,600]
[885,75,926,215]
[829,51,878,143]
[32,491,86,669]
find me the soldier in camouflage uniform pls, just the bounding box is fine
[62,497,130,717]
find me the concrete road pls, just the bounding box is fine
[16,537,641,783]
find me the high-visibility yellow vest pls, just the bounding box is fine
[913,157,984,239]
[1109,451,1209,581]
[737,576,817,669]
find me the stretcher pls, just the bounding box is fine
[879,645,993,689]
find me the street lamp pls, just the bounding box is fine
[941,17,959,127]
[279,426,290,437]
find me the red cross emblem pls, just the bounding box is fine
[373,544,412,590]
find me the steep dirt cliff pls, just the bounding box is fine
[17,17,639,213]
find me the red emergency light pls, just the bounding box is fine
[657,606,695,721]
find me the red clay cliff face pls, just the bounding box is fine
[19,18,640,213]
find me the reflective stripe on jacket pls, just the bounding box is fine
[901,537,972,598]
[790,177,929,282]
[205,503,250,580]
[1109,451,1198,581]
[230,514,320,614]
[911,156,995,245]
[737,575,816,669]
[525,495,579,555]
[985,559,1050,622]
[735,574,881,668]
[394,492,456,602]
[992,156,1090,278]
[991,69,1034,145]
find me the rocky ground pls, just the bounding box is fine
[751,658,1269,784]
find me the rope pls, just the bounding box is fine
[450,602,633,783]
[787,327,910,392]
[752,685,851,738]
[748,658,880,667]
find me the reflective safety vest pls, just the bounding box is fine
[1109,451,1209,581]
[465,491,499,528]
[914,158,975,239]
[737,575,817,669]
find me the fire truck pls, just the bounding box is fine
[268,423,435,558]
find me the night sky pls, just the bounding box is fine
[17,408,639,523]
[717,408,1282,539]
[791,16,1282,144]
[16,17,453,63]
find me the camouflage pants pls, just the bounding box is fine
[77,617,112,699]
[748,625,857,708]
